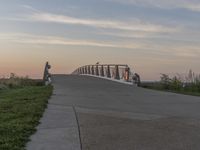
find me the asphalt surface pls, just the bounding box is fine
[27,75,200,150]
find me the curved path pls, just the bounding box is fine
[27,75,200,150]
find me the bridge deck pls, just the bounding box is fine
[27,75,200,150]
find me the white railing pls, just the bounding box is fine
[72,64,141,85]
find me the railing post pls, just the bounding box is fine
[86,66,89,74]
[91,65,94,75]
[83,66,86,74]
[88,66,91,74]
[96,65,99,76]
[107,65,111,78]
[124,67,130,82]
[85,66,88,74]
[100,65,104,77]
[82,67,85,74]
[79,68,82,74]
[114,65,120,80]
[43,61,51,85]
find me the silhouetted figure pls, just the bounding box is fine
[43,62,51,85]
[132,73,141,86]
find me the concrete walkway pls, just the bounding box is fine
[27,75,200,150]
[26,99,81,150]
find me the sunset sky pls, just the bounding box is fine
[0,0,200,80]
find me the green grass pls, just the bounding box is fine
[177,90,200,96]
[141,82,200,97]
[0,85,53,150]
[0,77,44,89]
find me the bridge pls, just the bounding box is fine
[72,63,141,85]
[27,63,200,150]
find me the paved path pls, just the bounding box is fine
[27,75,200,150]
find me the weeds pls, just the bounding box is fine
[0,73,43,89]
[141,70,200,96]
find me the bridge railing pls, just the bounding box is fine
[72,64,134,82]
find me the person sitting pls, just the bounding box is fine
[132,73,141,86]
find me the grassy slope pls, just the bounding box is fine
[0,86,53,150]
[145,87,200,96]
[141,83,200,97]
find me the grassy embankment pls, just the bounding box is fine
[141,71,200,96]
[0,74,53,150]
[141,81,200,96]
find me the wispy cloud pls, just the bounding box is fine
[185,4,200,12]
[1,33,199,59]
[20,4,40,12]
[107,0,200,12]
[0,33,143,49]
[28,12,177,33]
[97,30,165,39]
[0,5,181,40]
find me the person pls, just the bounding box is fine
[132,73,141,86]
[43,62,52,85]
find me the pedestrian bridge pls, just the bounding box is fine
[72,63,141,85]
[27,63,200,150]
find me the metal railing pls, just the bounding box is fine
[43,62,51,85]
[72,64,136,83]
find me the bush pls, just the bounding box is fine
[140,70,200,96]
[157,71,200,94]
[170,76,182,91]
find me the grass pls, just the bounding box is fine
[0,85,53,150]
[140,82,200,96]
[140,72,200,97]
[0,74,43,89]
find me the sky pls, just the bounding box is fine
[0,0,200,80]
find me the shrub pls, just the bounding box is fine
[170,76,182,91]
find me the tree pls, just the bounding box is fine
[187,69,194,83]
[160,74,171,90]
[171,76,182,91]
